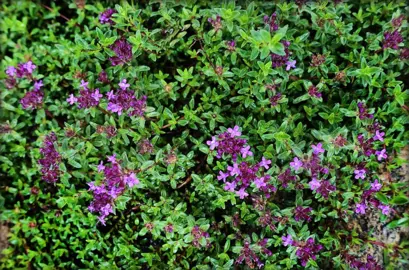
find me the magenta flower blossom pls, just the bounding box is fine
[224,181,236,192]
[270,92,282,106]
[23,61,36,74]
[67,94,78,105]
[375,149,387,161]
[118,79,130,90]
[294,206,312,222]
[227,163,240,176]
[20,89,44,109]
[235,241,264,269]
[290,157,303,171]
[308,85,322,98]
[236,188,249,199]
[355,203,367,214]
[80,79,89,90]
[77,89,100,108]
[311,143,325,154]
[271,40,291,68]
[295,238,323,267]
[400,48,409,60]
[316,180,336,199]
[125,173,139,187]
[106,90,115,100]
[378,204,391,215]
[259,157,271,170]
[6,66,16,77]
[98,161,105,172]
[227,125,241,137]
[278,168,296,188]
[206,136,219,150]
[254,177,267,189]
[91,89,103,102]
[370,179,382,191]
[357,102,373,119]
[354,169,366,180]
[33,80,43,91]
[217,171,229,182]
[282,234,293,246]
[107,154,117,163]
[264,12,279,32]
[109,39,133,66]
[106,86,147,117]
[99,8,117,25]
[38,133,61,183]
[309,178,321,190]
[208,15,222,31]
[211,127,247,160]
[373,130,385,142]
[240,145,253,158]
[285,60,296,71]
[383,30,403,50]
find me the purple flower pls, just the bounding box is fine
[354,169,366,180]
[20,89,44,109]
[98,70,110,83]
[264,12,279,32]
[373,130,385,142]
[91,89,103,102]
[282,234,293,246]
[383,30,403,50]
[208,15,222,31]
[97,161,105,172]
[125,172,139,187]
[236,188,249,199]
[80,79,89,90]
[375,149,387,161]
[270,93,282,106]
[109,39,133,66]
[400,48,409,60]
[23,61,36,74]
[224,182,236,192]
[240,145,253,158]
[227,126,241,137]
[285,60,296,71]
[308,85,322,98]
[34,80,43,91]
[67,94,78,105]
[227,163,241,176]
[226,40,236,51]
[371,179,382,191]
[107,154,117,163]
[106,87,147,117]
[357,102,373,120]
[106,90,115,100]
[311,143,325,154]
[254,177,267,189]
[278,168,296,188]
[118,79,130,90]
[294,206,312,222]
[290,157,303,171]
[38,133,61,183]
[309,178,321,190]
[259,157,271,170]
[316,180,336,199]
[206,136,219,150]
[217,171,229,182]
[77,89,100,108]
[295,238,322,267]
[378,204,391,215]
[355,203,367,214]
[99,8,117,25]
[6,66,16,77]
[271,40,291,68]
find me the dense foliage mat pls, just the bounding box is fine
[1,0,409,269]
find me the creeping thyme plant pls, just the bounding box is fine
[1,0,409,269]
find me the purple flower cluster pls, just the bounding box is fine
[206,126,248,160]
[382,30,403,50]
[271,40,291,68]
[88,154,139,225]
[294,206,313,222]
[344,253,382,270]
[270,92,282,106]
[355,179,391,215]
[21,85,44,109]
[191,226,211,248]
[67,80,101,109]
[38,133,61,183]
[236,241,264,269]
[308,85,322,98]
[208,15,222,31]
[99,8,117,25]
[263,12,279,32]
[109,38,133,66]
[282,235,323,267]
[357,102,373,119]
[107,79,147,116]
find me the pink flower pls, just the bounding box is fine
[217,171,229,182]
[375,149,387,161]
[240,145,253,158]
[309,178,321,190]
[106,90,115,100]
[34,80,43,91]
[125,172,139,187]
[370,179,382,191]
[285,60,296,71]
[118,79,130,90]
[290,157,303,171]
[282,234,293,246]
[227,126,241,137]
[354,169,366,180]
[378,204,391,215]
[227,163,240,176]
[373,130,385,142]
[236,188,249,199]
[107,154,117,163]
[224,181,236,192]
[206,136,219,150]
[23,61,36,74]
[259,157,271,170]
[355,203,367,214]
[6,66,16,77]
[80,79,89,90]
[97,161,105,172]
[311,143,325,154]
[66,94,78,105]
[254,177,267,189]
[92,89,103,102]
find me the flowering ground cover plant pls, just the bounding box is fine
[1,0,409,269]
